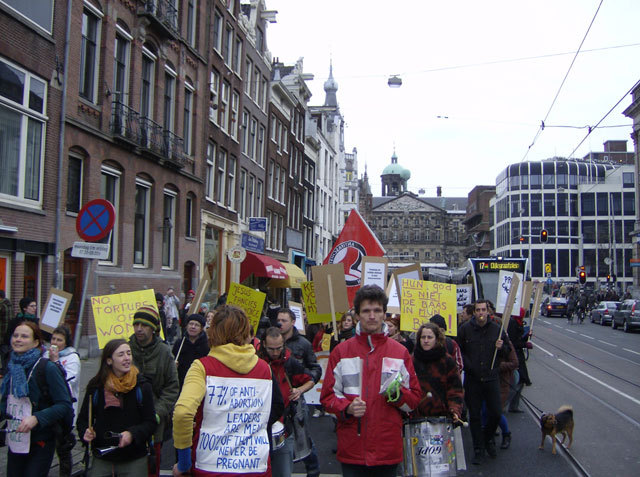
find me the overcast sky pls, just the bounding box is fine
[265,0,640,197]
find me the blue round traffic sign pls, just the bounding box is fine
[76,199,116,242]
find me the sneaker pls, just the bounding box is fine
[486,439,497,458]
[312,409,322,418]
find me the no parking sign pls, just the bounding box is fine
[76,199,116,242]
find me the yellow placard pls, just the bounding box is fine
[91,289,161,349]
[226,282,266,331]
[301,281,342,324]
[400,279,458,336]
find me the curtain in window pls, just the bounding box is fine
[0,105,20,196]
[24,117,42,200]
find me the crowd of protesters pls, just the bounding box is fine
[0,283,543,476]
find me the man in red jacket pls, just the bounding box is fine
[321,285,422,477]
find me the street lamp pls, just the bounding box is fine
[388,75,402,88]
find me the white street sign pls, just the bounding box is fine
[71,241,110,259]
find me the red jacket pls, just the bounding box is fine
[320,325,422,466]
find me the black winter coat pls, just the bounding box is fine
[76,376,157,462]
[285,328,322,383]
[456,318,510,382]
[172,333,210,388]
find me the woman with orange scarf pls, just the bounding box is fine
[76,339,157,476]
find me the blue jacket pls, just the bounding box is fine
[1,359,73,443]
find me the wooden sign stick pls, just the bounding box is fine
[491,272,520,369]
[529,282,544,336]
[327,275,338,337]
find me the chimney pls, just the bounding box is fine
[437,186,442,197]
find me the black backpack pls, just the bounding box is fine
[34,358,76,449]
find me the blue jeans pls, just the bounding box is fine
[271,434,294,477]
[7,438,56,477]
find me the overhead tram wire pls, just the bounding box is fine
[521,0,605,162]
[566,77,640,158]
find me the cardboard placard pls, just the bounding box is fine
[190,268,211,317]
[361,256,388,290]
[386,276,400,314]
[400,279,457,336]
[394,263,422,297]
[226,282,266,332]
[491,272,520,368]
[91,289,161,348]
[530,281,544,333]
[496,270,523,314]
[40,288,73,334]
[521,281,534,316]
[300,281,342,324]
[288,301,305,334]
[456,285,473,312]
[311,264,349,314]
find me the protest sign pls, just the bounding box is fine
[386,275,400,314]
[301,281,341,324]
[190,268,211,316]
[496,270,523,314]
[40,288,73,334]
[91,289,159,349]
[288,301,305,334]
[361,256,388,290]
[456,285,473,312]
[312,264,349,315]
[305,351,330,405]
[400,279,457,336]
[227,282,266,331]
[521,281,534,315]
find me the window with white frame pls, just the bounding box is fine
[224,23,233,66]
[100,166,120,264]
[270,115,277,142]
[162,190,176,268]
[261,76,268,111]
[249,117,257,159]
[113,28,131,106]
[238,169,246,218]
[163,67,176,133]
[140,48,155,122]
[248,175,255,217]
[79,4,102,102]
[209,70,219,123]
[212,10,222,53]
[274,165,280,201]
[241,110,249,154]
[266,211,272,249]
[268,161,274,198]
[245,58,252,96]
[183,83,194,155]
[278,215,284,250]
[3,0,53,32]
[0,58,46,205]
[66,155,83,213]
[206,142,215,199]
[257,180,263,215]
[186,0,197,48]
[234,36,242,74]
[225,156,236,210]
[252,66,260,102]
[257,125,265,166]
[185,193,194,237]
[230,91,239,139]
[280,168,285,203]
[220,81,229,133]
[133,179,151,266]
[216,149,227,204]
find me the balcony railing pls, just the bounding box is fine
[142,0,179,37]
[111,100,187,168]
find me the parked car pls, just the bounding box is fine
[590,301,620,326]
[611,299,640,332]
[541,297,568,317]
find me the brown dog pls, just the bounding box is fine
[539,405,574,454]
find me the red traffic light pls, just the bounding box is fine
[540,229,548,243]
[579,271,587,284]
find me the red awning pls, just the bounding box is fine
[240,251,289,282]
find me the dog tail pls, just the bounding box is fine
[557,405,573,415]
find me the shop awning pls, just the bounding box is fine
[267,263,307,288]
[240,251,288,282]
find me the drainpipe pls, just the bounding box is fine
[54,0,73,289]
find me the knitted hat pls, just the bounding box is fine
[133,306,161,332]
[430,314,447,331]
[186,313,206,328]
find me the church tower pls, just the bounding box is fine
[380,150,411,196]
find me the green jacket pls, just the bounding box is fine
[129,334,179,442]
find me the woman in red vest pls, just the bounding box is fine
[172,305,283,477]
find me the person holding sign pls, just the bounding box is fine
[172,305,284,477]
[76,339,157,476]
[320,285,422,476]
[258,327,315,477]
[129,306,179,476]
[172,314,210,390]
[0,321,73,476]
[456,300,511,465]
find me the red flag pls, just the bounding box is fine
[323,209,386,305]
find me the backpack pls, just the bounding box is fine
[33,358,76,449]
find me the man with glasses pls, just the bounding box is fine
[320,285,421,477]
[258,327,314,477]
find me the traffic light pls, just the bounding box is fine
[579,270,587,284]
[519,236,525,243]
[540,229,548,243]
[606,274,611,282]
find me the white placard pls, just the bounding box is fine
[41,288,73,332]
[361,259,387,289]
[7,394,31,454]
[456,285,473,312]
[71,241,110,259]
[196,376,271,473]
[304,351,330,405]
[496,271,523,314]
[288,301,305,334]
[386,278,400,312]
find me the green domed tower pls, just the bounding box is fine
[381,150,410,196]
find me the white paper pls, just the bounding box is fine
[7,394,31,454]
[304,351,330,405]
[456,285,473,312]
[387,278,400,309]
[496,271,523,314]
[289,302,305,333]
[41,293,69,329]
[362,262,386,289]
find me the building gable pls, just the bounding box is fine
[373,194,443,213]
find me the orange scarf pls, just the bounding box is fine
[105,365,139,394]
